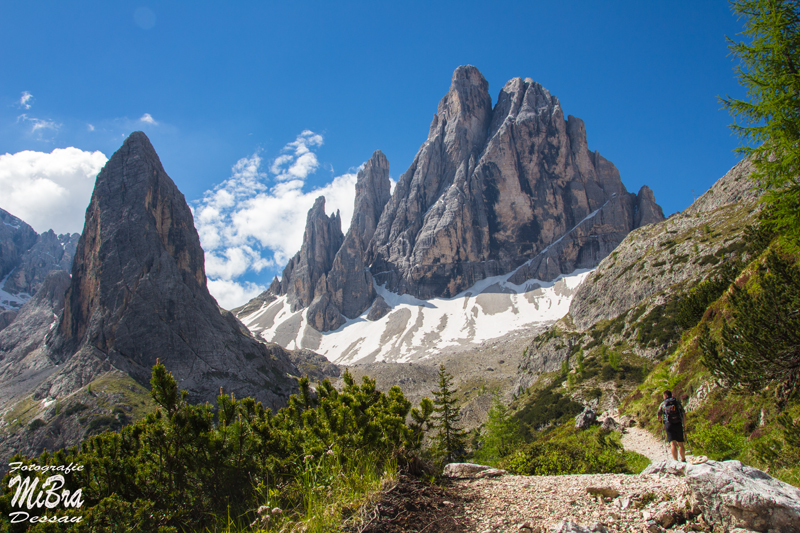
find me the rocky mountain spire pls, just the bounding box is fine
[634,185,665,228]
[369,66,493,296]
[279,196,344,312]
[41,131,296,407]
[369,70,665,298]
[306,150,391,330]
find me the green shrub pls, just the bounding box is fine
[28,418,45,431]
[64,402,89,416]
[586,388,602,401]
[503,426,644,476]
[514,380,583,438]
[0,364,429,533]
[473,395,523,466]
[691,423,746,461]
[608,350,622,371]
[676,260,741,329]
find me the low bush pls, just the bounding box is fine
[0,364,431,533]
[502,425,648,476]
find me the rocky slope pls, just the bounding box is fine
[0,131,299,465]
[0,207,78,321]
[237,66,664,364]
[515,157,761,393]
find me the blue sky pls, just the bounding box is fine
[0,1,748,308]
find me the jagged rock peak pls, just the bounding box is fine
[306,150,392,330]
[352,150,391,246]
[43,131,296,407]
[489,77,562,137]
[58,131,206,346]
[2,230,79,299]
[280,196,344,312]
[634,185,665,227]
[0,207,79,314]
[369,65,665,299]
[429,64,492,157]
[0,208,38,285]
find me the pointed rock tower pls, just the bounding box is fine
[306,150,392,330]
[42,131,297,407]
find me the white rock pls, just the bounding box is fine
[686,460,800,533]
[640,460,686,477]
[442,462,506,478]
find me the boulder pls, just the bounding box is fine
[600,417,620,432]
[442,462,506,479]
[575,407,597,429]
[685,460,800,533]
[641,460,687,477]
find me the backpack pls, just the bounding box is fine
[662,397,682,425]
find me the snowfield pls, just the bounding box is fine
[241,268,591,364]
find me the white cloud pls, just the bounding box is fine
[17,114,61,138]
[87,123,95,132]
[139,113,158,125]
[19,91,33,110]
[207,279,266,311]
[0,148,108,233]
[194,131,359,309]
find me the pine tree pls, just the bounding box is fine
[720,0,800,248]
[431,364,466,463]
[700,251,800,396]
[474,393,523,465]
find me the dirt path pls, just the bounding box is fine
[358,419,700,532]
[620,426,672,463]
[357,469,694,533]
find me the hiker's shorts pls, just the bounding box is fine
[665,423,684,443]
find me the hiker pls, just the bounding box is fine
[657,390,686,462]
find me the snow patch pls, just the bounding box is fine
[0,271,29,311]
[244,268,592,364]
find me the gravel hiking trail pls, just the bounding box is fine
[354,426,703,532]
[621,426,672,463]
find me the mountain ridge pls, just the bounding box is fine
[236,65,665,364]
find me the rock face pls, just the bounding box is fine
[370,67,663,299]
[0,209,38,282]
[326,151,391,319]
[0,208,78,317]
[568,157,760,331]
[2,230,79,298]
[267,151,391,332]
[244,66,665,344]
[0,271,71,399]
[514,158,764,395]
[2,131,298,412]
[280,196,344,314]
